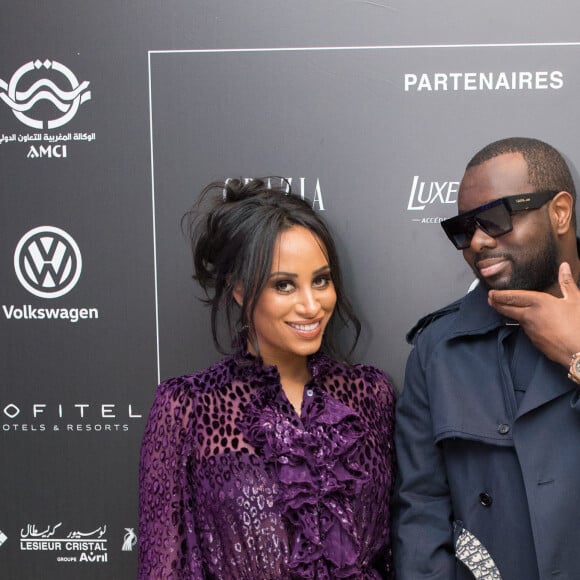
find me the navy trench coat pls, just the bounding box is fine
[393,283,580,580]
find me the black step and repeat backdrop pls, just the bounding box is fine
[2,2,580,577]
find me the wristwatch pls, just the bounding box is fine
[568,352,580,384]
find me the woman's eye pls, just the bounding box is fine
[275,280,294,293]
[313,275,331,289]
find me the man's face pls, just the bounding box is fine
[458,151,559,292]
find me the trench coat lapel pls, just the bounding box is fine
[517,355,575,418]
[448,284,576,419]
[448,284,504,338]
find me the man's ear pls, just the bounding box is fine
[550,191,575,235]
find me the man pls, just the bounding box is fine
[394,137,580,580]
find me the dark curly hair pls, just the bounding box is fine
[182,177,360,361]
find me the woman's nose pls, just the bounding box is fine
[295,289,320,316]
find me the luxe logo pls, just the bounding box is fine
[0,59,91,129]
[14,226,82,299]
[407,175,458,211]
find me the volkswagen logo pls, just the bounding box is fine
[14,226,82,298]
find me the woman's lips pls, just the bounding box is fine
[286,320,322,338]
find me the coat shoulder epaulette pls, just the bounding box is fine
[406,297,463,344]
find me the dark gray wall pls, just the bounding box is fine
[1,2,579,577]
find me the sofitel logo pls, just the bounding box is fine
[14,226,82,299]
[0,59,91,129]
[2,401,142,432]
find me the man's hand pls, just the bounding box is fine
[488,262,580,368]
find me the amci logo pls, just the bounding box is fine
[0,59,91,129]
[27,144,67,159]
[14,226,82,299]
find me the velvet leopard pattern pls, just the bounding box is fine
[138,349,396,579]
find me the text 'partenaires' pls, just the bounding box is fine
[404,70,564,92]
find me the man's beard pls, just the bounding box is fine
[479,228,560,291]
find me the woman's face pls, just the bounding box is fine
[246,225,337,367]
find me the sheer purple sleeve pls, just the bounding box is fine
[363,364,397,579]
[138,377,203,579]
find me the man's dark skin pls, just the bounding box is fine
[489,262,580,368]
[458,151,580,370]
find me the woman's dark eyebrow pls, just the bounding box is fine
[269,265,331,279]
[269,271,297,279]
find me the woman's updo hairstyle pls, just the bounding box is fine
[183,177,360,361]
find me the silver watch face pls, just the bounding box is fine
[574,359,580,374]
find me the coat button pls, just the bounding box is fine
[497,423,510,435]
[479,492,493,507]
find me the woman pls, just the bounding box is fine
[139,178,396,579]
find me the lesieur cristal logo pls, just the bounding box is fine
[14,226,82,299]
[122,528,137,551]
[0,59,91,129]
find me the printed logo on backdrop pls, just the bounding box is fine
[407,175,459,224]
[227,176,326,210]
[0,59,96,158]
[5,224,143,433]
[4,225,101,325]
[1,400,143,433]
[122,528,137,552]
[20,522,108,564]
[14,226,82,299]
[0,529,7,549]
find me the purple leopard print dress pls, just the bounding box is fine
[138,348,396,579]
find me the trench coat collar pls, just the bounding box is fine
[448,281,575,417]
[447,282,509,338]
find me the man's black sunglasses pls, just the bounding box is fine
[441,190,559,250]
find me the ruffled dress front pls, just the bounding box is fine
[139,349,396,579]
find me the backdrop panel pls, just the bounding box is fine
[1,2,580,578]
[151,44,580,389]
